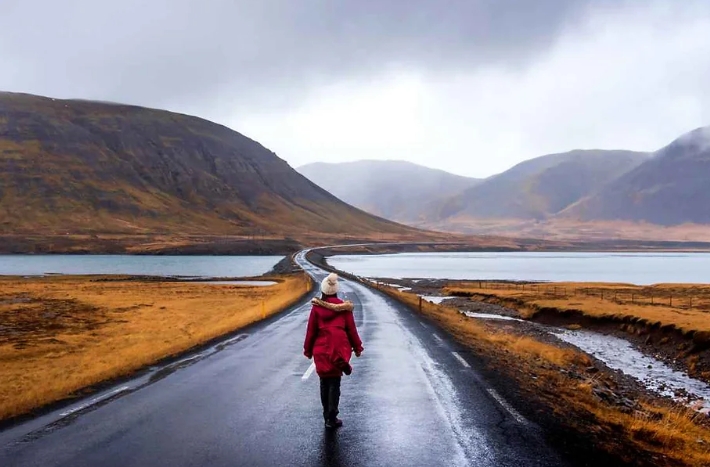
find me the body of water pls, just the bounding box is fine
[0,255,283,278]
[329,252,710,284]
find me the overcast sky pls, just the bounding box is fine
[1,1,709,178]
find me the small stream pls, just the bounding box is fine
[554,329,710,411]
[418,293,710,411]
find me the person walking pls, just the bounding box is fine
[303,273,363,429]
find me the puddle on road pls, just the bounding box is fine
[554,329,710,411]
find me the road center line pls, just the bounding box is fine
[451,351,471,368]
[487,388,528,425]
[301,362,316,380]
[432,333,443,343]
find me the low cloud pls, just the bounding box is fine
[1,0,708,176]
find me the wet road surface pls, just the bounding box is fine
[0,251,569,466]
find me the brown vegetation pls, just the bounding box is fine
[420,217,710,243]
[376,284,710,466]
[0,273,310,421]
[444,281,710,333]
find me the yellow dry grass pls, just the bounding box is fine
[376,284,710,466]
[0,274,311,421]
[382,286,587,365]
[445,281,710,334]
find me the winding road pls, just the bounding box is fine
[0,251,569,466]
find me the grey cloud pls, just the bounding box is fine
[0,0,603,113]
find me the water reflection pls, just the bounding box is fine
[320,429,343,466]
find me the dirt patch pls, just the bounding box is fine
[0,295,109,348]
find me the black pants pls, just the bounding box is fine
[320,377,341,422]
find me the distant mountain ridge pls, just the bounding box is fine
[299,132,710,238]
[298,160,481,223]
[440,150,649,221]
[0,92,419,240]
[562,127,710,225]
[301,151,651,228]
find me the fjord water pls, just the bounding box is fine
[329,252,710,284]
[0,255,283,277]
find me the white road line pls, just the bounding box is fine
[451,352,471,368]
[301,362,316,380]
[432,333,443,343]
[420,322,429,328]
[486,388,528,425]
[59,386,131,417]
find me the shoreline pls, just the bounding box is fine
[4,235,710,255]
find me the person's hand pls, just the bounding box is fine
[304,351,312,359]
[355,351,362,358]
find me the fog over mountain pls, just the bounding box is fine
[440,150,649,221]
[1,1,708,178]
[298,160,480,223]
[304,151,649,227]
[562,127,710,225]
[305,126,710,240]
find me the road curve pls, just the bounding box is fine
[0,251,569,467]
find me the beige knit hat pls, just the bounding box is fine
[320,273,339,295]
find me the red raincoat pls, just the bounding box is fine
[303,297,363,378]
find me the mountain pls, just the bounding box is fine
[0,92,420,243]
[562,127,710,225]
[438,150,649,221]
[298,160,480,223]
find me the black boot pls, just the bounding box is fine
[320,377,342,428]
[324,417,343,429]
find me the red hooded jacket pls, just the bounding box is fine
[303,297,363,378]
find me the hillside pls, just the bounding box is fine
[562,127,710,225]
[0,92,424,249]
[298,160,480,223]
[438,150,649,221]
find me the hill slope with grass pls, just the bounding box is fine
[0,92,420,242]
[298,160,480,223]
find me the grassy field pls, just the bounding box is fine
[0,273,310,421]
[444,281,710,334]
[377,284,710,466]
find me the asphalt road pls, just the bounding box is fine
[0,251,569,466]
